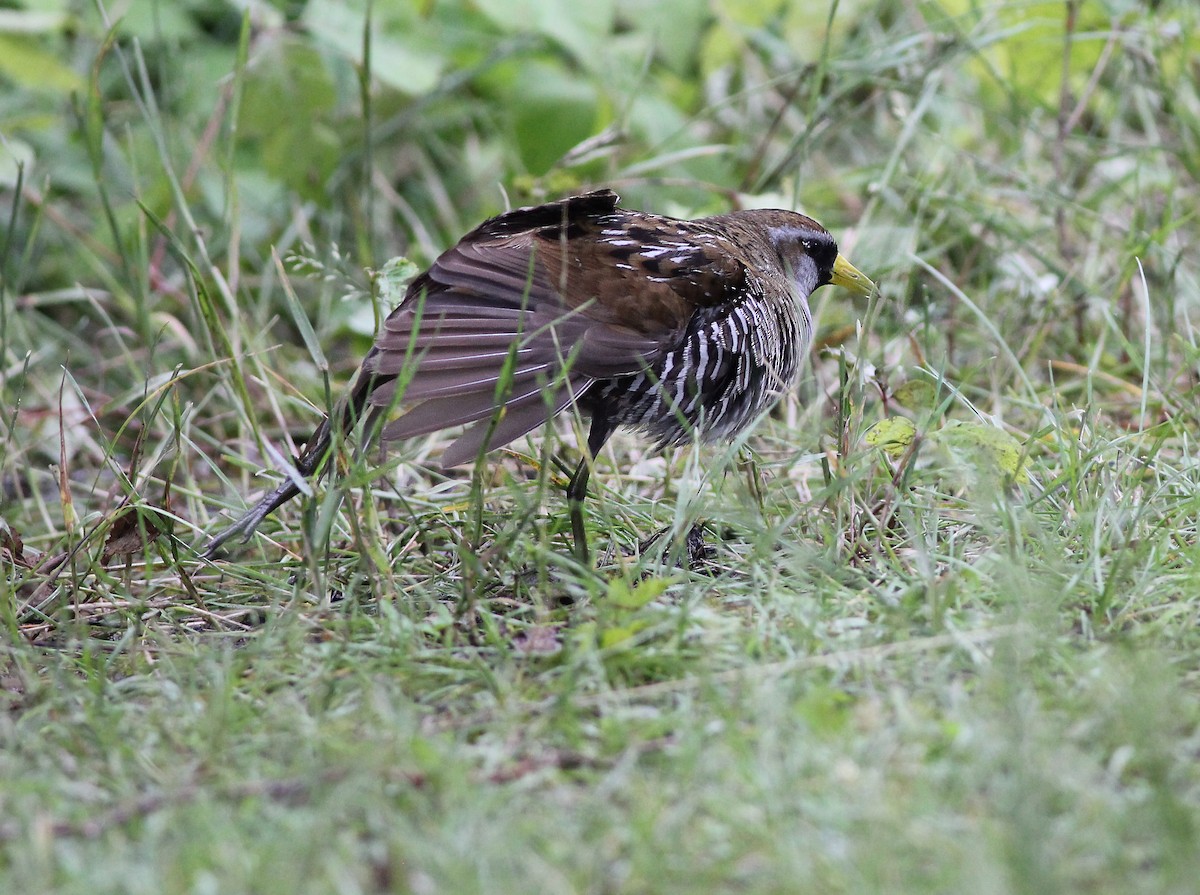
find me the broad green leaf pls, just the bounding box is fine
[599,619,652,649]
[781,0,877,61]
[474,0,614,64]
[892,380,938,410]
[509,62,601,174]
[627,93,692,149]
[937,0,1119,115]
[796,686,853,734]
[239,38,341,201]
[865,416,917,457]
[698,21,742,75]
[240,40,336,140]
[0,35,82,93]
[113,1,208,41]
[935,421,1030,484]
[261,121,341,203]
[616,0,709,73]
[303,0,445,96]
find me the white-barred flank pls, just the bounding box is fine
[593,284,806,446]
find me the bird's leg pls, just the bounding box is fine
[203,373,381,559]
[737,447,767,515]
[202,479,304,559]
[567,413,615,565]
[567,459,592,564]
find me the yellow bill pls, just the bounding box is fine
[831,254,875,296]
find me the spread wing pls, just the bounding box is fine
[360,189,749,466]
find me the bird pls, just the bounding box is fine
[203,189,874,562]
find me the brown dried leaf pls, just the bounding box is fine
[1,525,30,568]
[101,506,168,565]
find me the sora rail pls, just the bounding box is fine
[204,189,874,561]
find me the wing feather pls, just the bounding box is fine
[378,382,547,439]
[440,380,587,467]
[369,361,555,404]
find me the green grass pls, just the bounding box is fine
[3,0,1200,892]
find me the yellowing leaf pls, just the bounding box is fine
[934,1,1118,114]
[935,421,1030,484]
[865,417,917,457]
[892,379,939,410]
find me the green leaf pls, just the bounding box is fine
[607,575,673,611]
[374,257,419,308]
[509,62,601,174]
[0,138,33,189]
[303,0,445,96]
[0,9,72,34]
[239,38,341,201]
[934,421,1030,484]
[796,685,853,735]
[0,35,82,93]
[936,0,1120,118]
[600,626,637,649]
[892,379,938,410]
[865,417,917,458]
[112,1,207,41]
[713,0,785,28]
[474,0,615,64]
[277,252,327,374]
[599,618,652,649]
[616,0,709,73]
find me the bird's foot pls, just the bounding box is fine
[639,521,714,572]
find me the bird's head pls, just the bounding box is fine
[766,218,874,298]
